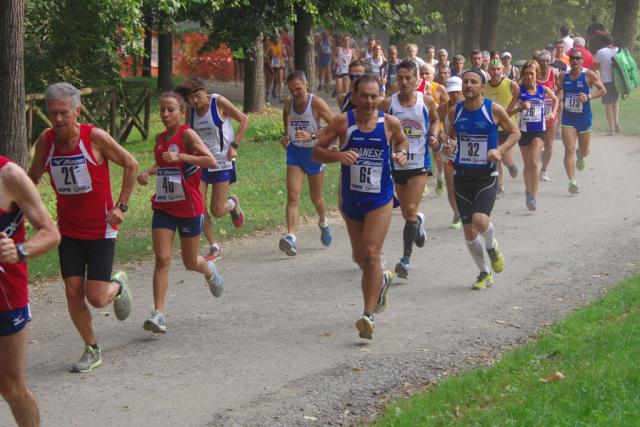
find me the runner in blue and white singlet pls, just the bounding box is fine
[448,69,520,291]
[558,49,606,194]
[313,74,408,340]
[378,59,440,279]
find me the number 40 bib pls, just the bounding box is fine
[155,168,185,202]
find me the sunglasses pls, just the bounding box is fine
[570,56,583,60]
[349,74,363,80]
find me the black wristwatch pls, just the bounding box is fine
[15,243,28,263]
[117,202,129,213]
[230,142,240,149]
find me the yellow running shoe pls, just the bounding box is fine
[472,271,493,290]
[355,314,374,339]
[576,156,586,171]
[487,239,505,273]
[435,175,445,196]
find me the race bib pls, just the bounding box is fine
[271,57,281,68]
[400,135,425,169]
[565,93,583,113]
[209,152,233,171]
[155,168,185,202]
[544,99,553,118]
[350,164,382,193]
[50,155,92,195]
[337,63,349,75]
[458,135,488,165]
[522,104,542,123]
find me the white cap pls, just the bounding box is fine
[502,51,512,58]
[446,76,463,92]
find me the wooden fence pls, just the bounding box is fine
[25,81,151,143]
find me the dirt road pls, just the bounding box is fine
[3,133,640,426]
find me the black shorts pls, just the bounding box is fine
[453,174,498,225]
[58,236,115,282]
[392,168,431,186]
[602,82,619,104]
[519,131,545,147]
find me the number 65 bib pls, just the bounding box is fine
[458,135,488,165]
[350,163,382,193]
[156,168,185,202]
[50,155,93,194]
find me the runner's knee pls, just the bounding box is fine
[154,253,172,270]
[210,203,227,218]
[182,257,200,272]
[85,289,111,308]
[0,373,25,402]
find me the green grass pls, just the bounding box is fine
[591,89,640,136]
[376,273,640,426]
[29,82,339,281]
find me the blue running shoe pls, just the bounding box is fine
[279,234,297,256]
[319,221,332,247]
[394,257,410,279]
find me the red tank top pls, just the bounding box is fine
[44,124,117,240]
[538,69,557,125]
[416,79,428,94]
[151,124,204,218]
[0,156,28,311]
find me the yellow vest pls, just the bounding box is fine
[485,77,516,127]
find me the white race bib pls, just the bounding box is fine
[210,153,233,171]
[337,63,349,75]
[271,58,281,67]
[544,99,553,118]
[522,105,542,123]
[350,164,382,193]
[155,168,185,202]
[50,155,93,195]
[458,135,488,165]
[400,135,425,169]
[564,93,583,113]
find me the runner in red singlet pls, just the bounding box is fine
[137,92,223,334]
[0,156,60,427]
[29,82,138,373]
[536,50,562,181]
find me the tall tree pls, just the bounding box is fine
[612,0,639,51]
[142,11,154,78]
[244,36,267,112]
[462,0,483,55]
[157,26,173,91]
[294,4,316,89]
[0,0,27,166]
[479,0,499,51]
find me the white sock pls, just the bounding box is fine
[466,237,490,273]
[481,223,495,250]
[318,218,328,228]
[227,198,236,210]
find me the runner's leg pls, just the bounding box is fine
[64,276,97,345]
[286,165,305,235]
[541,122,555,175]
[210,180,233,218]
[199,181,216,247]
[307,171,328,224]
[179,234,214,278]
[562,126,578,181]
[151,228,175,312]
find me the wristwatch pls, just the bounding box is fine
[311,133,318,141]
[117,202,129,213]
[15,243,28,263]
[230,142,240,149]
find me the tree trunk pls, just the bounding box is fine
[243,35,266,113]
[388,0,406,48]
[143,27,153,78]
[294,5,315,90]
[0,0,27,167]
[479,0,499,51]
[157,31,173,91]
[462,0,483,56]
[612,0,639,52]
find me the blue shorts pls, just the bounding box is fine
[0,305,31,336]
[341,195,394,223]
[287,145,325,176]
[152,209,204,238]
[562,116,592,133]
[201,163,237,184]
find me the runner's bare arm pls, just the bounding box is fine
[386,115,408,166]
[491,103,521,161]
[217,95,248,160]
[447,108,457,143]
[91,128,138,207]
[505,80,521,117]
[425,95,440,143]
[0,163,60,263]
[137,163,158,185]
[174,129,217,168]
[27,132,48,185]
[586,70,607,100]
[378,96,392,113]
[281,99,290,149]
[312,115,356,164]
[313,96,336,127]
[437,85,450,107]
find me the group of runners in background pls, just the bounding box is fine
[1,20,624,426]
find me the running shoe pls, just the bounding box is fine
[487,239,505,273]
[206,260,224,297]
[450,215,462,230]
[375,270,393,313]
[507,164,519,178]
[394,257,410,279]
[435,175,445,196]
[568,180,579,194]
[423,184,430,196]
[319,221,332,247]
[228,195,244,228]
[71,345,102,373]
[496,185,507,199]
[355,314,374,340]
[415,212,426,248]
[526,196,537,212]
[472,271,493,290]
[112,271,132,321]
[143,310,167,333]
[576,155,586,172]
[540,170,550,182]
[279,234,297,256]
[204,243,221,262]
